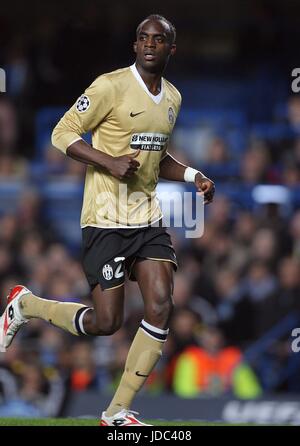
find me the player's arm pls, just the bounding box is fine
[65,140,140,180]
[51,77,139,180]
[159,152,215,204]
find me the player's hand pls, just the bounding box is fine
[106,150,140,180]
[195,173,215,204]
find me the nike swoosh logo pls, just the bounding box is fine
[135,371,149,378]
[4,309,13,334]
[130,111,145,117]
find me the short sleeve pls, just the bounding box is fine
[51,75,114,153]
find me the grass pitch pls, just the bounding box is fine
[0,418,264,426]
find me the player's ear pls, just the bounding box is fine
[133,41,137,53]
[170,44,176,56]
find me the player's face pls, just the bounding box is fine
[134,20,176,73]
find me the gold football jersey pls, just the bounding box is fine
[51,64,181,228]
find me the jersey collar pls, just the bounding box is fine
[130,63,164,105]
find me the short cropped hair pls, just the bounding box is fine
[136,14,176,44]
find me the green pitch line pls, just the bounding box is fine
[0,418,269,426]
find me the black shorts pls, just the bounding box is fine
[82,224,178,291]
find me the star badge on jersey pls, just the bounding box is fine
[76,95,90,113]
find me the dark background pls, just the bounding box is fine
[1,0,300,155]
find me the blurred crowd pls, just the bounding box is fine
[2,0,300,158]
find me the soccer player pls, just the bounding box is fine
[0,14,215,425]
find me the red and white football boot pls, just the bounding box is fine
[100,409,152,426]
[0,285,30,352]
